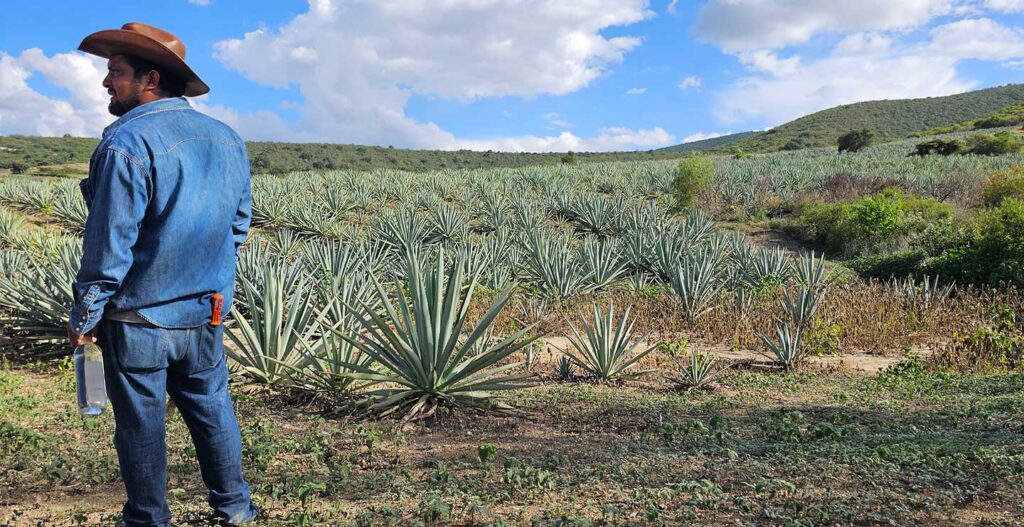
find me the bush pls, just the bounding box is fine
[981,166,1024,207]
[560,151,577,165]
[848,250,926,281]
[9,161,29,174]
[928,198,1024,287]
[670,155,714,211]
[838,129,873,153]
[912,139,962,157]
[964,131,1022,156]
[792,188,953,256]
[974,197,1024,285]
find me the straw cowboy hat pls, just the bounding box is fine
[78,22,209,97]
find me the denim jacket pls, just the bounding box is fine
[69,97,251,334]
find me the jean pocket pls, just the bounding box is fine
[113,322,170,372]
[195,324,226,372]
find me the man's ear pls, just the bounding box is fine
[141,69,161,93]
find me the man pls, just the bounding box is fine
[67,22,258,527]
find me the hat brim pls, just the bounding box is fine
[79,29,209,97]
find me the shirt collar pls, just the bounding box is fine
[103,97,191,139]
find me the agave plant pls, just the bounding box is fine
[429,205,469,244]
[571,194,624,238]
[890,275,954,311]
[580,237,628,290]
[226,261,325,385]
[758,323,804,372]
[375,207,428,254]
[560,302,656,381]
[287,278,380,393]
[283,204,341,238]
[0,243,79,357]
[51,183,88,233]
[667,246,724,320]
[0,208,30,248]
[669,351,725,390]
[520,230,595,299]
[333,248,537,419]
[757,286,821,371]
[795,251,831,291]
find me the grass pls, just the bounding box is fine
[2,359,1023,526]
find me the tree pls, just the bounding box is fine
[561,151,577,165]
[837,130,873,153]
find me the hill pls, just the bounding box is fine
[725,84,1024,153]
[912,100,1024,136]
[656,131,757,153]
[0,135,698,176]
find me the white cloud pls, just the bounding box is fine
[711,13,1024,127]
[677,76,702,90]
[736,50,800,76]
[715,52,972,125]
[213,0,652,149]
[542,112,574,129]
[927,17,1024,60]
[0,49,112,136]
[693,0,957,51]
[683,131,728,143]
[188,0,211,5]
[983,0,1024,12]
[458,126,674,153]
[626,87,647,95]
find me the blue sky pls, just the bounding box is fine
[2,0,1024,151]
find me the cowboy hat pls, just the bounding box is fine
[78,22,209,97]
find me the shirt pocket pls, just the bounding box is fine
[111,322,171,373]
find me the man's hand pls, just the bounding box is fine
[67,322,99,347]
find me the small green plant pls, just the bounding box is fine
[762,409,806,442]
[478,443,498,464]
[503,457,557,496]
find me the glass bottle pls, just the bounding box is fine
[74,343,107,417]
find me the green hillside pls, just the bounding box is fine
[655,131,757,153]
[913,100,1024,136]
[0,135,694,175]
[729,84,1024,153]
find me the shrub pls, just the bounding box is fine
[912,139,962,157]
[837,129,873,153]
[560,151,577,165]
[964,131,1022,156]
[670,155,714,211]
[9,161,29,174]
[928,198,1024,287]
[973,197,1024,285]
[981,166,1024,207]
[848,251,926,280]
[792,188,953,257]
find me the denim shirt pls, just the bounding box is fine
[69,97,252,334]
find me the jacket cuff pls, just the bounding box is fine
[69,285,103,335]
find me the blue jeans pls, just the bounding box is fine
[98,320,257,527]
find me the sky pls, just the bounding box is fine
[2,0,1024,152]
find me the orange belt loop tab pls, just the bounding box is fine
[211,294,223,326]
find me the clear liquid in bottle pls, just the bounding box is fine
[74,343,107,417]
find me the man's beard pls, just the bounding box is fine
[108,85,142,117]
